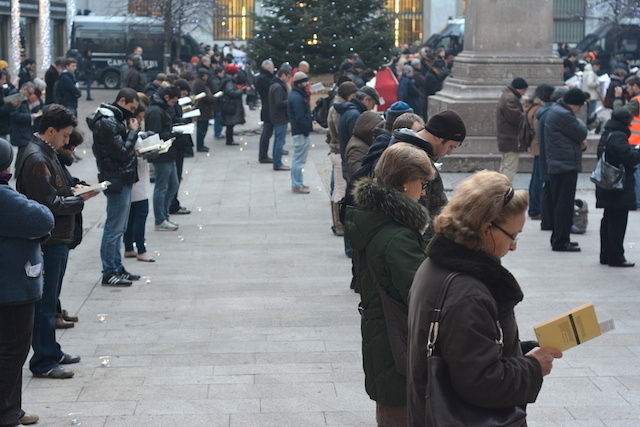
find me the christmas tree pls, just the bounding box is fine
[248,0,393,74]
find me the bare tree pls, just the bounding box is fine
[584,0,640,50]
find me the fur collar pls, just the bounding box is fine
[352,177,429,234]
[427,233,524,306]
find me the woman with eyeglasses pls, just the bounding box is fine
[344,142,434,426]
[406,170,562,426]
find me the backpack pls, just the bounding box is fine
[517,108,534,152]
[312,90,335,128]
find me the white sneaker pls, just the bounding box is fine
[167,219,179,228]
[155,220,178,231]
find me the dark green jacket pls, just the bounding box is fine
[344,177,429,407]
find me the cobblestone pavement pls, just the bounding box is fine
[18,89,640,426]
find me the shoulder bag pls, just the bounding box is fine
[425,272,527,427]
[590,134,625,191]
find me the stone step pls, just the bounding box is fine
[456,134,601,155]
[440,153,598,173]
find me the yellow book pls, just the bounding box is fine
[533,303,602,351]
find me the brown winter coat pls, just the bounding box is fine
[525,98,544,156]
[192,76,216,121]
[345,111,384,179]
[496,86,525,153]
[327,95,346,155]
[407,234,543,426]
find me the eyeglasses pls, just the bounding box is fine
[421,181,429,191]
[491,222,518,243]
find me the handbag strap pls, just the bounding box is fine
[426,272,460,357]
[602,133,612,163]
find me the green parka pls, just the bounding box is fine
[344,177,429,407]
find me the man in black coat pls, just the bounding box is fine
[18,59,35,89]
[256,60,275,163]
[56,58,82,116]
[44,57,65,105]
[269,68,291,170]
[422,59,445,120]
[87,88,141,286]
[17,106,97,379]
[145,86,181,231]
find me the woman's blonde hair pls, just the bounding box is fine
[375,142,434,192]
[434,170,529,251]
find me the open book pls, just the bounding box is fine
[173,123,195,135]
[72,181,111,196]
[533,303,613,351]
[138,134,174,154]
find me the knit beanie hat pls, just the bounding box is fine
[424,109,466,142]
[511,77,529,90]
[155,73,167,82]
[0,60,8,70]
[337,81,358,100]
[0,138,13,172]
[385,101,413,131]
[563,88,586,106]
[293,71,309,84]
[225,64,239,75]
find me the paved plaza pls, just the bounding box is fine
[18,90,640,426]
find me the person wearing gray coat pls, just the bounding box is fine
[544,88,588,252]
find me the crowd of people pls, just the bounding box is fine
[1,40,640,426]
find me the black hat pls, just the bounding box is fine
[511,77,529,90]
[563,88,586,106]
[431,59,446,69]
[424,110,466,142]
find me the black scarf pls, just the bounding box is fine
[427,233,524,308]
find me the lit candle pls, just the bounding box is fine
[97,314,107,323]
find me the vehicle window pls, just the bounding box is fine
[75,33,125,54]
[621,37,638,52]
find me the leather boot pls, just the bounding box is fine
[331,202,344,236]
[55,314,74,329]
[61,309,79,322]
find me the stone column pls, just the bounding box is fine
[429,0,563,171]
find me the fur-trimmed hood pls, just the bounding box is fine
[347,177,429,251]
[427,233,524,306]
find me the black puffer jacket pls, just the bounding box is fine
[87,103,138,191]
[145,94,177,163]
[544,99,588,174]
[220,76,245,126]
[596,118,640,210]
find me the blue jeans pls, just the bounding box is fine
[291,134,311,188]
[101,185,132,275]
[153,161,179,225]
[528,156,542,217]
[196,120,208,149]
[30,244,68,374]
[273,123,287,168]
[124,199,149,254]
[214,111,224,138]
[86,78,93,99]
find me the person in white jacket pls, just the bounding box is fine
[582,60,601,116]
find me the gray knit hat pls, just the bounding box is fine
[0,138,13,172]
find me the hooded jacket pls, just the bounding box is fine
[335,98,368,160]
[17,135,85,245]
[220,75,246,127]
[345,111,384,179]
[596,118,640,210]
[327,95,347,155]
[496,86,525,153]
[57,69,81,108]
[407,234,543,425]
[87,102,139,190]
[344,177,429,407]
[287,85,313,136]
[544,99,588,174]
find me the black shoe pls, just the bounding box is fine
[282,150,289,155]
[197,146,210,152]
[552,244,581,252]
[33,365,74,379]
[86,98,94,101]
[226,141,240,146]
[102,274,132,287]
[259,157,273,164]
[119,268,140,281]
[170,207,191,215]
[569,241,579,247]
[59,353,81,364]
[609,261,635,267]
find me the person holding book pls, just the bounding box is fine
[596,108,640,267]
[406,170,562,426]
[344,143,434,426]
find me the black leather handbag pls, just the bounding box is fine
[425,272,527,427]
[590,134,625,191]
